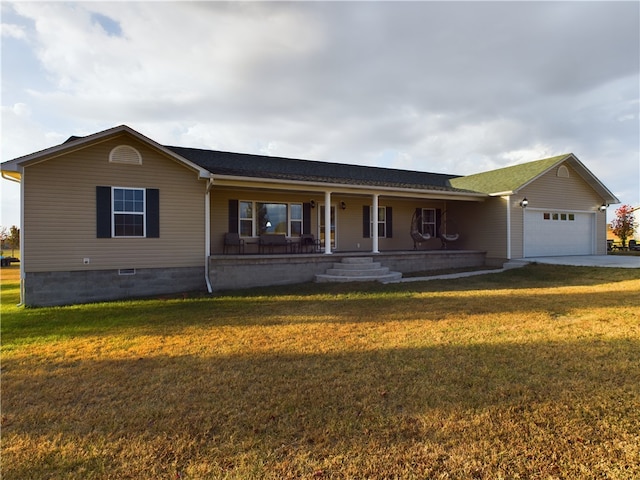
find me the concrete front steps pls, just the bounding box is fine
[315,257,402,283]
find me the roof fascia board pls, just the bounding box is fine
[211,174,487,201]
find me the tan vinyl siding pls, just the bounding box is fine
[211,190,456,253]
[519,165,604,211]
[23,138,206,272]
[449,198,507,258]
[517,164,607,255]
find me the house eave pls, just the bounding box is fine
[210,173,487,201]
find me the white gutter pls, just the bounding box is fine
[2,171,21,183]
[204,179,213,293]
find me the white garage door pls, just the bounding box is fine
[524,210,594,257]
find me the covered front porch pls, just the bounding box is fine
[208,249,487,291]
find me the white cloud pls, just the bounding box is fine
[2,0,639,226]
[1,22,26,39]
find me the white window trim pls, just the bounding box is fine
[112,186,146,238]
[422,207,436,236]
[370,205,387,238]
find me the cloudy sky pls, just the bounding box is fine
[2,1,639,228]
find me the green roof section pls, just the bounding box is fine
[450,154,571,195]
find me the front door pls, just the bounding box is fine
[319,205,336,250]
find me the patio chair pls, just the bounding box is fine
[629,239,639,251]
[300,234,320,253]
[223,232,245,254]
[259,233,291,254]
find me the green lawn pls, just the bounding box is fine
[2,264,640,479]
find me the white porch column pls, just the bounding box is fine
[372,193,380,253]
[324,191,332,254]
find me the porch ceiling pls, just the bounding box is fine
[211,174,487,202]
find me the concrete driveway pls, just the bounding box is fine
[391,254,639,284]
[523,255,640,268]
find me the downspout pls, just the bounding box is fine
[504,196,512,260]
[204,178,213,293]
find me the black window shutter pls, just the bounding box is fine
[436,209,442,237]
[362,205,370,238]
[386,206,393,238]
[146,189,160,238]
[96,186,112,238]
[228,199,239,233]
[303,202,311,235]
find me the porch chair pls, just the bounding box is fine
[299,234,320,253]
[223,232,245,254]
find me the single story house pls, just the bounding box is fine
[1,125,618,306]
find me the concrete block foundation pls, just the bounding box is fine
[24,266,206,307]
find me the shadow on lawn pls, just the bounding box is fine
[4,338,640,478]
[3,279,639,344]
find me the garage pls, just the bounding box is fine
[524,210,595,257]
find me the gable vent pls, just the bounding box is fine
[557,165,569,178]
[110,145,142,165]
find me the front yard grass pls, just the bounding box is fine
[2,264,640,479]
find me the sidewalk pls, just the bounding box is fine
[525,255,640,268]
[386,255,639,284]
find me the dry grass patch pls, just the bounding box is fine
[2,264,640,479]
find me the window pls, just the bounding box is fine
[239,201,253,237]
[543,212,575,222]
[363,206,393,238]
[96,186,159,238]
[290,203,302,237]
[368,206,385,237]
[258,202,287,235]
[421,208,436,236]
[113,188,145,237]
[236,201,303,237]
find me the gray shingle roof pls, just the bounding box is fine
[166,146,470,192]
